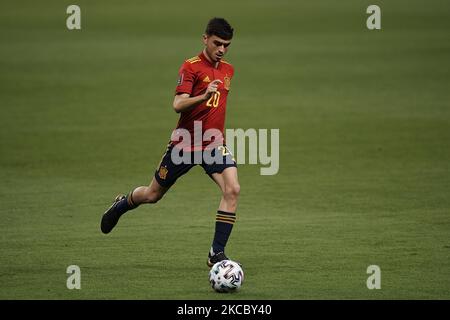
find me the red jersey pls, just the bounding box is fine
[172,51,234,150]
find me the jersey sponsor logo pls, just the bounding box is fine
[158,166,168,180]
[177,73,184,86]
[203,76,211,83]
[224,75,231,90]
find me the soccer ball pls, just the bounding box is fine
[209,260,244,293]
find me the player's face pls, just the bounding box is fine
[203,35,231,62]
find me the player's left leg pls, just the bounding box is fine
[211,166,240,213]
[207,165,240,267]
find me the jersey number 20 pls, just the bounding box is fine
[206,92,221,108]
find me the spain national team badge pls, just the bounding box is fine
[158,166,168,180]
[224,75,231,90]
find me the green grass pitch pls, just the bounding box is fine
[1,0,449,299]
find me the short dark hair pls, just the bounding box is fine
[205,17,234,40]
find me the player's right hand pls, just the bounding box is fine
[203,79,222,100]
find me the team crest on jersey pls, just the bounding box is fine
[224,75,231,90]
[177,73,184,86]
[158,166,168,180]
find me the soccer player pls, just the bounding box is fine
[101,18,240,267]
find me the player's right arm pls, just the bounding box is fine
[172,80,222,113]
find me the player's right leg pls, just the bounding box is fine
[129,177,169,205]
[100,143,194,234]
[100,178,168,234]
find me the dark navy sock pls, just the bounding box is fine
[115,190,138,216]
[212,211,236,254]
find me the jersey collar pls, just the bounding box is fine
[199,50,220,69]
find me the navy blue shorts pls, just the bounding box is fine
[154,144,237,188]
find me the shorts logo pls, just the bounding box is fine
[177,73,184,86]
[158,166,168,180]
[224,75,231,90]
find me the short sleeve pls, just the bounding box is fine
[175,62,196,95]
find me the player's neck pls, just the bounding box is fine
[202,49,219,68]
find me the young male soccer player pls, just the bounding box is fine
[101,18,240,267]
